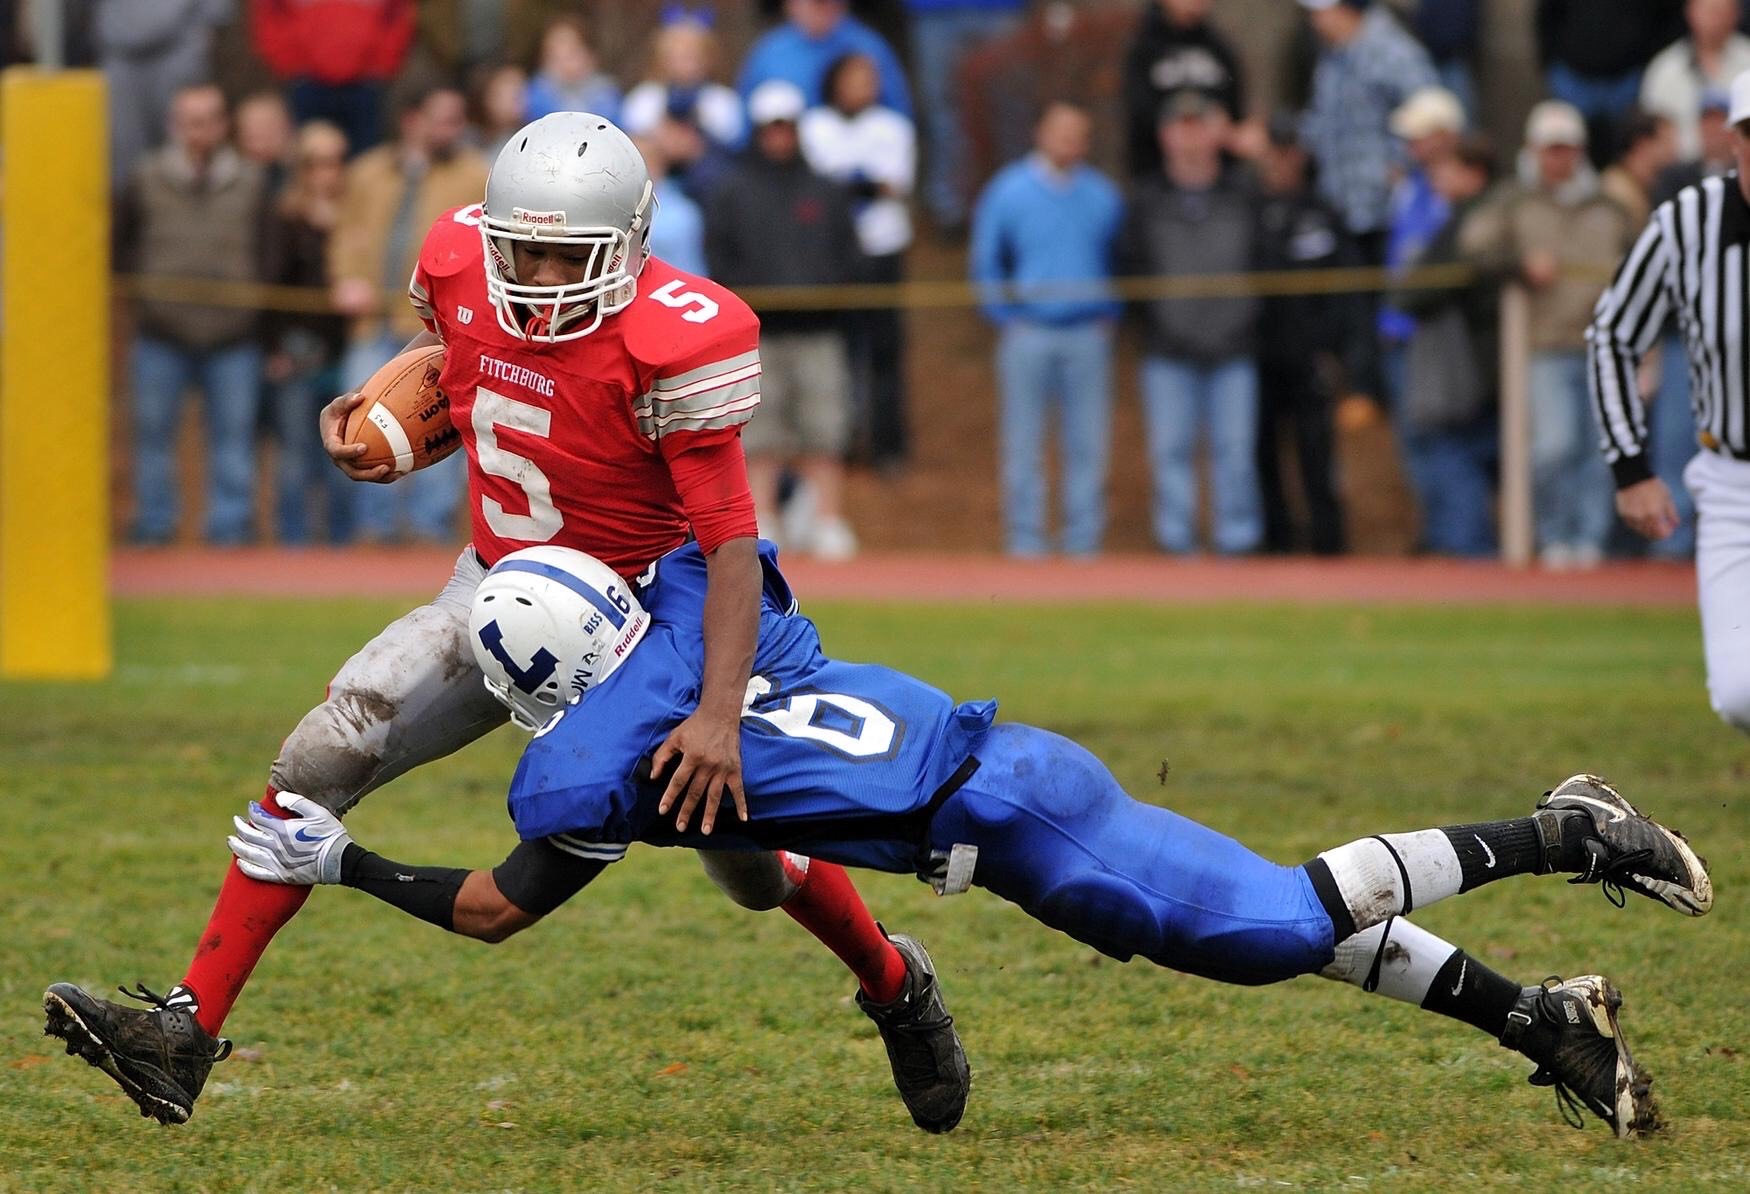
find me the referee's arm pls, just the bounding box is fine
[1586,213,1681,539]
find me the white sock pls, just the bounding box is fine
[1320,917,1458,1006]
[1317,830,1463,931]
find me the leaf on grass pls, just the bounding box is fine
[655,1062,688,1077]
[486,1100,514,1112]
[231,1046,266,1063]
[1228,1064,1251,1082]
[9,1055,49,1070]
[493,1121,518,1130]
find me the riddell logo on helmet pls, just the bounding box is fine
[614,614,647,657]
[512,207,568,226]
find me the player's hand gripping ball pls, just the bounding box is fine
[340,345,460,476]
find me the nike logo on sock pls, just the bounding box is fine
[1475,835,1497,868]
[1451,957,1468,997]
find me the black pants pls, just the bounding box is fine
[849,252,908,466]
[1257,359,1345,555]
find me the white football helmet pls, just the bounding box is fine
[480,112,657,342]
[469,546,650,732]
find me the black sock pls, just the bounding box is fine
[1440,818,1547,891]
[1420,950,1524,1037]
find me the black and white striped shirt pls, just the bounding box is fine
[1588,172,1750,487]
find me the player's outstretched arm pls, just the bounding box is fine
[227,797,603,942]
[654,534,760,834]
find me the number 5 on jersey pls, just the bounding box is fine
[648,278,719,323]
[473,386,562,541]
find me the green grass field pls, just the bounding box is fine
[4,598,1748,1191]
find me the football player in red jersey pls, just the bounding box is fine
[44,114,970,1135]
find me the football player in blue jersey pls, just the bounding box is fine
[228,544,1713,1139]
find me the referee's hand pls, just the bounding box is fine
[1616,477,1680,541]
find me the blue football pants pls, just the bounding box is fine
[929,724,1337,985]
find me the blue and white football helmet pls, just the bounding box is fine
[469,546,650,731]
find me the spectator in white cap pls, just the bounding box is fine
[1460,100,1635,568]
[1640,0,1750,162]
[706,78,865,560]
[1379,86,1466,410]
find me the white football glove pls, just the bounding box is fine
[227,793,352,885]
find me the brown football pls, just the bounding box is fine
[341,345,460,475]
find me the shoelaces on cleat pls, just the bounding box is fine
[1567,846,1655,908]
[1527,981,1611,1132]
[118,981,176,1010]
[1533,1064,1603,1127]
[116,982,232,1060]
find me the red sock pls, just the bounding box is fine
[778,856,907,1003]
[179,788,310,1035]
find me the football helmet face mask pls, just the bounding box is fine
[469,546,650,732]
[480,112,657,343]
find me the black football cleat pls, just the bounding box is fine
[1536,775,1712,915]
[1499,974,1660,1139]
[856,930,971,1133]
[43,982,231,1125]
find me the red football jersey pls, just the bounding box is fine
[409,204,761,575]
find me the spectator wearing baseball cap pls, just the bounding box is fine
[1641,0,1750,163]
[1657,88,1738,203]
[1124,88,1265,556]
[1379,87,1466,411]
[706,78,865,560]
[1253,113,1368,555]
[1297,0,1438,258]
[1460,101,1636,567]
[1389,134,1502,557]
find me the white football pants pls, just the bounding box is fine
[268,549,804,909]
[1684,450,1750,735]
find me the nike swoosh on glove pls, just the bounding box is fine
[227,793,352,886]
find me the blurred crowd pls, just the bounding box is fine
[6,0,1740,563]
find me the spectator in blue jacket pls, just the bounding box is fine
[1379,86,1466,409]
[971,102,1124,557]
[738,0,912,117]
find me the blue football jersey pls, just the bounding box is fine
[506,544,997,872]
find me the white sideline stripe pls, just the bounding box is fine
[648,362,762,404]
[367,403,415,475]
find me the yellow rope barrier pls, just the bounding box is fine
[114,261,1617,317]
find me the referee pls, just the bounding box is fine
[1588,69,1750,737]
